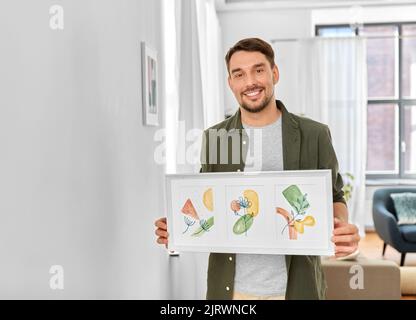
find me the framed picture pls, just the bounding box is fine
[165,170,334,256]
[141,41,159,126]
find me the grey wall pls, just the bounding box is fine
[0,0,177,299]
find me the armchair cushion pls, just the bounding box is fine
[390,192,416,225]
[399,225,416,243]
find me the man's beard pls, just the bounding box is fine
[240,90,274,114]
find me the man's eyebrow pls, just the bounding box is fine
[231,63,266,74]
[253,63,266,68]
[230,67,242,74]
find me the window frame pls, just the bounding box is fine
[316,22,416,180]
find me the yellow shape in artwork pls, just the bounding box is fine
[302,215,316,226]
[294,215,316,234]
[203,188,214,212]
[243,189,259,217]
[294,220,304,234]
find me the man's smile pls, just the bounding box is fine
[243,88,263,100]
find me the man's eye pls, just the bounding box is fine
[234,73,242,78]
[256,69,264,73]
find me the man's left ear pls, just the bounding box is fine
[273,65,279,85]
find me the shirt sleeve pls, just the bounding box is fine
[199,129,208,173]
[318,125,346,205]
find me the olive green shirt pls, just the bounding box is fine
[200,100,346,300]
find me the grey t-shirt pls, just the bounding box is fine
[234,116,287,296]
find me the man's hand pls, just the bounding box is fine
[331,217,360,258]
[155,217,169,247]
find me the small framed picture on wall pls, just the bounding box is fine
[141,41,159,126]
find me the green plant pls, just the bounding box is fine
[342,172,355,202]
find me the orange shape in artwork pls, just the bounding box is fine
[181,198,200,221]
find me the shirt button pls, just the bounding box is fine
[226,286,230,291]
[237,169,241,172]
[242,140,247,145]
[229,256,233,261]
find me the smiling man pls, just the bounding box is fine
[155,38,360,300]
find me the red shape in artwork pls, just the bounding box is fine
[181,198,200,221]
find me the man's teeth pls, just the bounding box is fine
[245,90,261,97]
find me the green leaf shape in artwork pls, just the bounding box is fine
[191,216,214,237]
[282,185,310,215]
[293,199,302,213]
[233,214,254,235]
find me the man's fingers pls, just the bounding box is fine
[155,217,167,226]
[155,219,167,230]
[334,217,347,227]
[335,251,353,258]
[335,245,357,254]
[157,238,168,245]
[335,245,358,257]
[331,234,360,244]
[332,221,359,257]
[155,229,169,238]
[336,242,352,248]
[154,217,169,246]
[333,224,358,236]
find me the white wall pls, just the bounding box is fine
[0,0,174,299]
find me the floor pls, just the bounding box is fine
[360,231,416,300]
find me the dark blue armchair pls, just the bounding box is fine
[372,188,416,266]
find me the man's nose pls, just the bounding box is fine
[244,73,257,88]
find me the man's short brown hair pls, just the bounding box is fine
[225,38,275,74]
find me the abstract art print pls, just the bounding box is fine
[166,170,334,256]
[141,41,158,126]
[229,189,259,236]
[172,186,218,244]
[276,185,316,240]
[181,188,214,237]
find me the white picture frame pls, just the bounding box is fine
[141,41,159,126]
[165,170,334,256]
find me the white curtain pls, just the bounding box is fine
[163,0,225,175]
[196,0,226,129]
[274,38,367,236]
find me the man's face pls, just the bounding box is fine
[228,51,279,113]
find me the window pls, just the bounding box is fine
[317,22,416,179]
